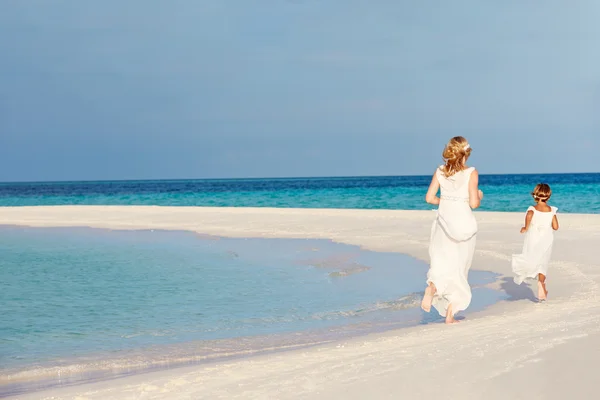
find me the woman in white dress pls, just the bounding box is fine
[421,136,483,324]
[512,183,559,300]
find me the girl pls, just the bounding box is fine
[421,136,483,324]
[512,183,559,300]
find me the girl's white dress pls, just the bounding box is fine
[512,206,558,284]
[427,167,478,316]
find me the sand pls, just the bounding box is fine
[1,206,599,399]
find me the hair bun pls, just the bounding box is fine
[441,136,471,177]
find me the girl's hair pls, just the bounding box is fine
[441,136,472,177]
[532,183,552,202]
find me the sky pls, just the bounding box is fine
[1,1,599,182]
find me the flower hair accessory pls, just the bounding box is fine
[463,143,471,151]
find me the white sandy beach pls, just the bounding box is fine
[2,206,599,400]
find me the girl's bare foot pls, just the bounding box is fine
[445,304,459,324]
[421,285,435,312]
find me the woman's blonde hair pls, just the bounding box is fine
[441,136,472,177]
[532,183,552,202]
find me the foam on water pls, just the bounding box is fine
[0,227,505,396]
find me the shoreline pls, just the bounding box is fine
[0,225,504,397]
[2,206,599,399]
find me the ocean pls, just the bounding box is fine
[1,173,599,212]
[1,173,597,395]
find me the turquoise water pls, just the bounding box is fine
[0,226,504,395]
[1,173,599,212]
[2,173,589,395]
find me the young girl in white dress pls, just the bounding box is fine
[421,136,484,324]
[512,183,559,300]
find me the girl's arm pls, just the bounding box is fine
[552,215,559,230]
[468,169,482,209]
[520,210,534,233]
[425,171,440,205]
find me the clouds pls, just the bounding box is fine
[1,1,599,181]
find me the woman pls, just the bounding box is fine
[421,136,483,324]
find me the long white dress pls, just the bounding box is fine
[512,206,558,285]
[427,167,478,317]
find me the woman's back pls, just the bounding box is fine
[437,167,475,215]
[437,166,474,199]
[436,166,477,241]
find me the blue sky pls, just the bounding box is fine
[1,1,599,181]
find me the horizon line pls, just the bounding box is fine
[1,171,599,185]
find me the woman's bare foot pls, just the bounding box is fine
[537,281,548,301]
[421,285,435,312]
[445,304,459,324]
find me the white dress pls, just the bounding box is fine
[512,206,558,285]
[427,167,478,316]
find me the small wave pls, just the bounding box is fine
[234,293,421,326]
[311,293,422,320]
[121,329,176,339]
[225,250,239,258]
[298,253,373,277]
[328,264,371,277]
[299,253,362,269]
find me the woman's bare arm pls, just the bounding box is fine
[425,171,440,205]
[468,169,482,209]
